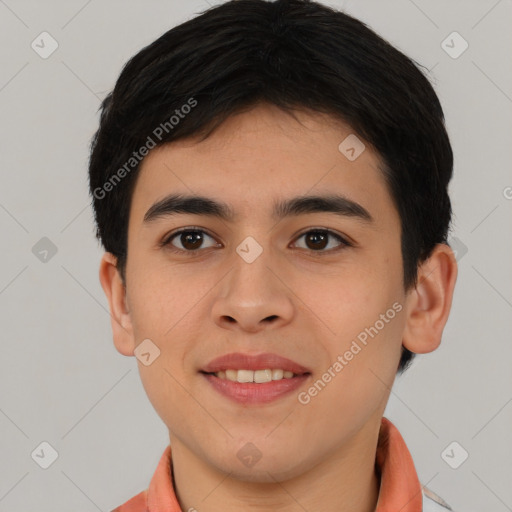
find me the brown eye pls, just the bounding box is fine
[163,229,218,252]
[293,229,350,253]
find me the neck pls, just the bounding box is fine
[169,419,382,512]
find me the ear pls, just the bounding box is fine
[98,252,135,356]
[402,243,458,354]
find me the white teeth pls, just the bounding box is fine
[272,369,284,380]
[254,369,272,383]
[237,369,254,383]
[213,369,299,382]
[225,369,237,381]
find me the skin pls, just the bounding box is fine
[99,102,458,512]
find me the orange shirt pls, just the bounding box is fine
[111,417,451,512]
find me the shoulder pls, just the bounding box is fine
[422,486,456,511]
[110,489,148,512]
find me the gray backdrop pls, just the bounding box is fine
[0,0,511,511]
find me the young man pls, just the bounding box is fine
[88,1,459,510]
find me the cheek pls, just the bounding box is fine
[300,261,405,377]
[126,261,201,339]
[301,267,390,334]
[297,307,404,439]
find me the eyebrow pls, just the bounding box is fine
[143,193,374,225]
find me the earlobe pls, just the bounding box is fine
[98,252,135,357]
[402,243,458,355]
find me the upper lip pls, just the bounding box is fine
[201,352,311,374]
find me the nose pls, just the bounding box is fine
[210,253,295,334]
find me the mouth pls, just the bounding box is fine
[200,351,311,375]
[199,369,311,405]
[199,368,309,383]
[199,352,312,404]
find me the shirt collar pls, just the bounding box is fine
[116,416,423,512]
[374,417,423,511]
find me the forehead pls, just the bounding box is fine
[130,103,396,229]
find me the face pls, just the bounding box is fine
[117,103,411,481]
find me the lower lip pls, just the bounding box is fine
[201,372,310,405]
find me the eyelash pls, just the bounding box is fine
[159,226,353,256]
